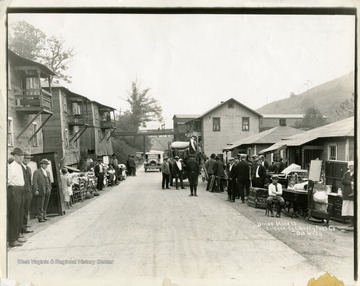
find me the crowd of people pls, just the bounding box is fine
[7,147,53,247]
[159,152,289,216]
[7,148,131,248]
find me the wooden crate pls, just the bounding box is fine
[247,187,268,209]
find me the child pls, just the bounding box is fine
[61,168,72,209]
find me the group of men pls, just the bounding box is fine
[161,155,201,196]
[93,154,126,191]
[7,147,52,248]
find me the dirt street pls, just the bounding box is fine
[7,168,355,286]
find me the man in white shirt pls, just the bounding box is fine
[7,147,27,247]
[266,175,285,217]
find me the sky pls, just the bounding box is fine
[8,12,355,128]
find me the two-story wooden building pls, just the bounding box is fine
[173,114,200,141]
[41,83,91,168]
[80,100,116,162]
[185,98,262,157]
[7,50,54,156]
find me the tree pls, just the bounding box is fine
[40,36,75,83]
[335,93,354,120]
[9,21,75,83]
[8,21,46,61]
[124,81,163,130]
[295,107,326,130]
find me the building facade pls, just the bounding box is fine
[185,98,262,156]
[7,50,54,157]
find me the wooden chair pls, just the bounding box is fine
[265,198,282,217]
[307,180,333,225]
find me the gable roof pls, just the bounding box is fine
[8,49,55,77]
[194,98,262,120]
[223,126,301,151]
[173,114,201,120]
[259,117,354,153]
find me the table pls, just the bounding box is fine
[282,188,308,218]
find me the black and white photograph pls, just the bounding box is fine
[0,1,357,286]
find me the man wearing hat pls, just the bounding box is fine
[94,157,105,191]
[228,156,239,202]
[235,154,251,203]
[266,175,285,217]
[205,153,216,191]
[21,152,34,234]
[186,154,200,196]
[252,157,267,188]
[7,147,27,247]
[161,156,171,189]
[33,158,52,222]
[172,156,185,189]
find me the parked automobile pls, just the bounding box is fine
[144,151,163,172]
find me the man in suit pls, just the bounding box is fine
[33,158,52,223]
[228,156,239,202]
[235,154,251,203]
[212,156,226,192]
[186,154,200,196]
[172,156,185,190]
[94,157,105,191]
[205,153,216,191]
[21,152,34,234]
[252,158,267,188]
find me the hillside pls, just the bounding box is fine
[256,72,354,123]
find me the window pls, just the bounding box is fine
[72,102,81,115]
[8,117,14,146]
[242,117,250,131]
[64,128,69,147]
[213,117,221,131]
[279,119,286,126]
[32,122,39,147]
[228,102,234,109]
[329,145,337,160]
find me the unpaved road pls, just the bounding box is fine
[7,168,355,286]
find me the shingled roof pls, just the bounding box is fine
[259,117,354,154]
[223,126,301,151]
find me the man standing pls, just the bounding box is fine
[212,156,225,192]
[278,158,286,173]
[227,157,238,202]
[94,157,105,191]
[205,154,216,191]
[186,155,200,196]
[235,154,251,203]
[112,154,120,183]
[21,152,34,234]
[253,158,267,188]
[259,155,269,170]
[172,156,185,190]
[161,157,171,189]
[7,147,27,247]
[33,158,52,223]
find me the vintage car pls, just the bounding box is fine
[144,151,163,172]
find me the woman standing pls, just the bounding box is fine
[342,161,354,227]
